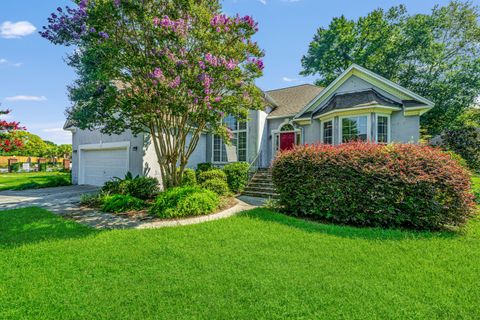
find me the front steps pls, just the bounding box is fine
[242,168,279,198]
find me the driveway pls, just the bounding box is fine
[0,185,142,229]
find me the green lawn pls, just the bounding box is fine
[0,172,71,191]
[473,174,480,191]
[1,207,479,319]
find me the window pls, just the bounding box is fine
[323,120,333,144]
[280,123,294,132]
[377,115,389,143]
[213,115,247,162]
[342,116,368,142]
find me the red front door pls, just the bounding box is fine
[280,132,295,151]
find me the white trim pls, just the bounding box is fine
[313,104,401,120]
[266,114,296,120]
[78,141,130,185]
[339,114,371,143]
[271,119,302,157]
[375,113,391,143]
[294,64,434,119]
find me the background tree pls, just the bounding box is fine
[0,106,24,153]
[42,0,264,189]
[57,144,73,159]
[0,131,48,157]
[301,1,480,135]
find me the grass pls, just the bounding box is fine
[472,174,480,190]
[1,207,479,319]
[0,172,71,191]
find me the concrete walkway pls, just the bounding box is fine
[0,185,262,229]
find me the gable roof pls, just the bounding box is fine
[266,84,324,118]
[295,64,434,119]
[313,88,402,117]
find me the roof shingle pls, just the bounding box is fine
[266,84,324,118]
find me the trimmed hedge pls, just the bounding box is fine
[223,162,249,193]
[197,169,227,185]
[179,168,197,186]
[150,186,219,218]
[196,162,214,175]
[201,178,230,196]
[272,142,475,230]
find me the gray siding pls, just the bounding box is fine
[335,75,400,103]
[391,112,420,143]
[71,129,144,184]
[72,128,206,185]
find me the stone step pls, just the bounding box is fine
[250,179,273,185]
[244,186,277,193]
[253,173,272,180]
[247,182,275,188]
[242,190,279,198]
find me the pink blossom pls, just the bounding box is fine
[169,76,181,88]
[151,68,165,80]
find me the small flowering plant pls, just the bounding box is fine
[0,107,25,153]
[42,0,264,188]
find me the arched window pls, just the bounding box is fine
[280,123,294,132]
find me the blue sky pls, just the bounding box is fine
[0,0,473,144]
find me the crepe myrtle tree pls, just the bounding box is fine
[0,106,24,153]
[41,0,264,188]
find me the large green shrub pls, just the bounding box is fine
[223,162,249,193]
[441,127,480,172]
[101,173,159,200]
[101,194,145,213]
[197,169,227,184]
[196,162,214,175]
[272,142,475,230]
[201,178,230,196]
[150,186,219,218]
[179,168,197,186]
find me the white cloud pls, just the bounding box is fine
[0,58,7,64]
[0,21,36,39]
[40,129,71,144]
[282,76,299,82]
[5,95,47,102]
[258,0,267,4]
[13,62,23,67]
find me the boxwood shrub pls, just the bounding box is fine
[150,186,219,218]
[179,168,197,186]
[197,169,227,185]
[223,162,249,193]
[272,142,475,230]
[201,178,230,196]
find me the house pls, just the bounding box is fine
[65,64,433,186]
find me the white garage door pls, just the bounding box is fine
[80,148,129,186]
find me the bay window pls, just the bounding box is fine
[341,116,368,142]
